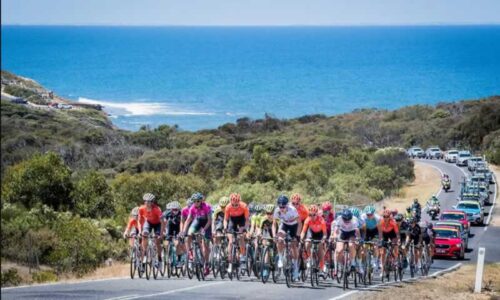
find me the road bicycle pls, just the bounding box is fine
[129,235,144,279]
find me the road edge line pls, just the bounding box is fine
[0,276,129,290]
[485,171,498,226]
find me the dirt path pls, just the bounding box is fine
[380,161,441,213]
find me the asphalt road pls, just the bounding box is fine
[2,159,498,300]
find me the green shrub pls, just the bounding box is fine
[1,268,22,287]
[32,270,58,283]
[72,171,114,218]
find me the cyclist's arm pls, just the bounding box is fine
[160,217,166,238]
[272,218,278,238]
[244,207,250,231]
[223,207,229,232]
[321,221,327,238]
[300,219,309,240]
[211,212,217,233]
[183,214,192,235]
[203,213,211,233]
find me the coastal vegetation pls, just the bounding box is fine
[1,71,499,284]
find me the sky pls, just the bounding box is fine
[2,0,500,26]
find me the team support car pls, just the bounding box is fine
[407,147,425,158]
[467,157,484,172]
[456,150,471,166]
[435,221,468,249]
[444,149,459,163]
[474,166,494,184]
[454,200,484,225]
[433,226,465,260]
[425,146,443,159]
[439,210,470,236]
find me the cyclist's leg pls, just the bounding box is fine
[142,221,151,261]
[154,224,162,261]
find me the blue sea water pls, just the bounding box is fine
[2,26,500,131]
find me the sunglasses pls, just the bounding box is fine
[279,206,287,209]
[366,213,374,216]
[383,216,390,218]
[292,202,299,206]
[309,214,317,217]
[266,212,273,215]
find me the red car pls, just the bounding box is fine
[439,210,470,236]
[433,226,465,259]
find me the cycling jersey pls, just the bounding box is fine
[139,204,162,225]
[273,205,299,225]
[126,218,140,232]
[251,214,264,228]
[294,204,309,222]
[258,217,274,238]
[224,202,250,220]
[380,218,399,234]
[301,216,327,235]
[181,206,190,220]
[321,211,335,235]
[361,213,381,230]
[399,220,410,240]
[333,216,360,233]
[162,210,181,237]
[407,224,421,245]
[188,202,211,220]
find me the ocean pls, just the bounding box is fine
[2,25,500,131]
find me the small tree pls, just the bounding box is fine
[72,171,114,219]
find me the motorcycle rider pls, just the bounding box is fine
[441,174,451,190]
[426,195,440,219]
[411,199,422,222]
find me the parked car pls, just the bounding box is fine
[454,201,484,225]
[456,150,471,166]
[10,97,27,104]
[469,174,488,188]
[467,156,484,172]
[433,226,465,259]
[439,210,470,236]
[444,149,459,163]
[435,221,469,249]
[407,147,425,158]
[425,146,443,159]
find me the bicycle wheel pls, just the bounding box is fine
[246,244,254,278]
[137,248,144,279]
[261,246,270,284]
[212,245,219,279]
[130,249,136,279]
[366,252,372,285]
[153,251,159,280]
[310,256,316,287]
[409,248,415,278]
[253,245,262,279]
[145,247,153,280]
[195,246,204,281]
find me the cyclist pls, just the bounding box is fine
[404,217,422,269]
[331,208,361,275]
[405,206,412,219]
[212,196,229,247]
[361,205,382,269]
[182,192,212,276]
[273,195,301,281]
[224,193,250,273]
[248,204,264,249]
[422,222,435,262]
[291,193,309,232]
[138,193,163,266]
[123,207,140,248]
[258,204,276,278]
[161,201,185,267]
[379,209,400,279]
[321,201,335,237]
[395,213,409,268]
[411,199,422,221]
[300,205,327,277]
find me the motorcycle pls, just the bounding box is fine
[442,180,451,193]
[427,205,440,220]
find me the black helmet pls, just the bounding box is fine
[341,209,353,221]
[277,195,289,206]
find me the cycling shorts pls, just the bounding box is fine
[382,229,397,241]
[228,215,246,233]
[278,223,299,240]
[306,229,324,241]
[365,227,378,241]
[188,218,212,239]
[165,223,180,239]
[143,221,161,237]
[423,235,431,245]
[339,230,356,241]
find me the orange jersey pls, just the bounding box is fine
[139,204,162,225]
[126,218,140,231]
[296,204,309,222]
[301,216,327,235]
[224,202,250,220]
[380,218,399,234]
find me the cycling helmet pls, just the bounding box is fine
[219,196,230,208]
[341,209,353,221]
[322,201,332,212]
[394,213,404,222]
[254,204,264,213]
[406,206,411,212]
[349,207,361,218]
[264,204,275,214]
[191,192,204,201]
[170,201,181,210]
[248,202,256,213]
[383,209,391,218]
[131,207,139,217]
[363,205,376,214]
[391,208,398,216]
[413,198,419,204]
[143,193,155,202]
[309,204,319,214]
[277,195,289,206]
[230,193,241,204]
[186,197,194,207]
[409,217,417,224]
[291,193,302,203]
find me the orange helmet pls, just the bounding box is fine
[230,193,241,204]
[291,193,302,203]
[383,209,391,217]
[309,204,319,214]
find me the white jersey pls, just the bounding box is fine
[273,205,299,225]
[332,216,360,233]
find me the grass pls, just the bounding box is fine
[354,264,500,300]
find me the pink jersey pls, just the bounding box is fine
[181,207,190,220]
[188,202,211,219]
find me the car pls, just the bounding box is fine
[407,147,425,158]
[435,221,469,249]
[474,166,494,184]
[469,174,488,188]
[439,210,470,236]
[433,226,465,259]
[444,149,459,163]
[454,201,484,225]
[456,151,471,166]
[425,146,443,159]
[467,157,484,172]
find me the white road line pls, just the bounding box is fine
[485,172,498,226]
[107,281,226,300]
[105,295,139,300]
[328,262,462,300]
[1,276,129,290]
